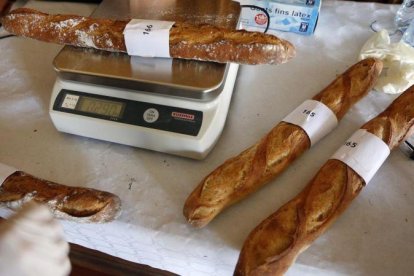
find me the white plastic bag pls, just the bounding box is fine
[359,29,414,94]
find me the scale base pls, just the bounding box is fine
[49,63,239,160]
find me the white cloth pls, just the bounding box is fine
[0,1,413,276]
[0,202,70,276]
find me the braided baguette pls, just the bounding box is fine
[183,58,383,228]
[1,8,295,65]
[0,171,121,223]
[234,87,414,276]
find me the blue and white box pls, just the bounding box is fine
[240,0,321,35]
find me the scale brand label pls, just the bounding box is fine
[172,111,195,121]
[123,19,175,58]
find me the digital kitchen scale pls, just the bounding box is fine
[49,0,241,159]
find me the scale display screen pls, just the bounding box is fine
[77,96,125,118]
[54,89,203,136]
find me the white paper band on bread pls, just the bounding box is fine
[282,100,338,146]
[0,163,17,185]
[123,19,174,58]
[331,129,390,184]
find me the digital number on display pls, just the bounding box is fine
[77,96,125,118]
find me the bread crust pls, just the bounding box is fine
[234,87,414,276]
[183,58,383,228]
[1,8,295,65]
[0,171,121,223]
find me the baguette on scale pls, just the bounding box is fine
[184,58,383,228]
[234,86,414,276]
[1,8,295,65]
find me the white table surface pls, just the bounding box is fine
[0,1,413,276]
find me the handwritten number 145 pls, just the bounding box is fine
[303,109,316,117]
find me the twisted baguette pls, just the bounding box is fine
[0,171,121,223]
[234,87,414,276]
[1,8,295,65]
[183,58,383,228]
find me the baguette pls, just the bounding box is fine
[183,58,383,228]
[1,8,295,65]
[234,87,414,276]
[0,171,121,223]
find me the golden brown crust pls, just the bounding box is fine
[362,88,414,148]
[234,87,414,276]
[183,58,383,228]
[1,8,295,65]
[0,171,121,223]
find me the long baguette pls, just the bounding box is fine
[234,87,414,276]
[183,58,383,228]
[0,171,121,223]
[1,8,295,65]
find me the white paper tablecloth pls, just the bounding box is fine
[0,1,413,276]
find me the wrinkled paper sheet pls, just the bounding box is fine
[0,1,413,275]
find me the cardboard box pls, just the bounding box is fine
[240,0,321,35]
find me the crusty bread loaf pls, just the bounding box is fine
[183,58,383,228]
[0,171,121,223]
[1,8,295,65]
[234,87,414,276]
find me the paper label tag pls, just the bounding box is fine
[331,129,390,184]
[282,99,338,146]
[123,19,174,58]
[0,163,17,185]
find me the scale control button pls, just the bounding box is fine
[143,108,159,123]
[61,94,79,109]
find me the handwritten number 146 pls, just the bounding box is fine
[143,25,153,35]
